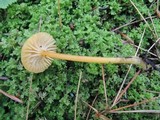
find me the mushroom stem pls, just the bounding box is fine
[41,51,146,68]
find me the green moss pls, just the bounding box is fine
[0,0,160,120]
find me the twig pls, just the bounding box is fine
[111,16,156,32]
[99,115,111,120]
[83,101,111,120]
[83,101,98,113]
[135,28,146,56]
[147,38,160,52]
[38,16,42,32]
[130,0,154,34]
[86,94,98,120]
[129,43,158,57]
[109,110,160,113]
[110,96,159,111]
[0,76,8,80]
[157,0,159,10]
[111,65,132,108]
[120,32,134,44]
[145,89,160,94]
[74,71,82,120]
[112,19,135,32]
[148,10,158,38]
[157,0,160,15]
[101,64,108,107]
[0,89,23,103]
[58,0,62,28]
[119,28,158,57]
[26,74,33,120]
[31,101,42,114]
[116,70,141,102]
[111,28,146,108]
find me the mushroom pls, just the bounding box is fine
[21,32,146,73]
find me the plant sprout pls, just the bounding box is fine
[21,32,146,73]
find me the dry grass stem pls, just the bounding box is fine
[101,64,108,107]
[145,90,160,94]
[74,71,82,120]
[111,96,159,111]
[147,38,160,52]
[157,0,159,10]
[83,101,111,120]
[148,10,158,38]
[0,76,8,80]
[86,94,98,120]
[38,16,42,32]
[112,16,156,32]
[109,110,160,113]
[156,0,160,18]
[130,0,153,33]
[26,74,33,120]
[135,28,146,56]
[129,43,158,57]
[111,28,145,108]
[99,115,111,120]
[83,101,98,113]
[0,89,23,103]
[111,65,132,108]
[58,0,62,28]
[116,70,141,103]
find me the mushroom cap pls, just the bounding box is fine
[21,32,56,73]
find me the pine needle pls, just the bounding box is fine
[74,71,82,120]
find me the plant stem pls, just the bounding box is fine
[0,89,23,103]
[109,110,160,113]
[26,74,33,120]
[101,65,108,107]
[110,96,159,112]
[74,71,82,120]
[41,51,146,68]
[58,0,62,28]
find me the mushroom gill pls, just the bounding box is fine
[21,32,56,73]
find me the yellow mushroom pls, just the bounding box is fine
[21,32,146,73]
